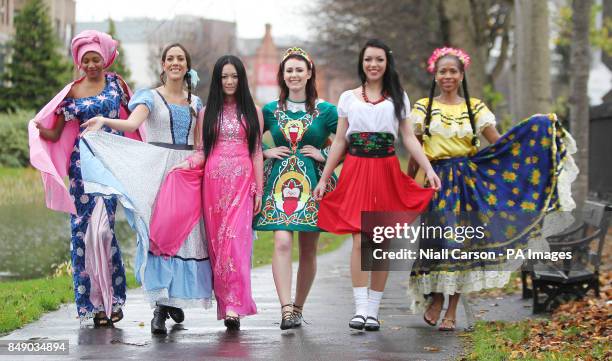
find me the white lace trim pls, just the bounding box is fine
[145,288,213,309]
[410,111,496,138]
[407,270,512,313]
[78,303,124,323]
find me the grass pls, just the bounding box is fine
[0,167,45,206]
[0,270,139,335]
[463,320,611,361]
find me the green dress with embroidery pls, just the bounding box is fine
[254,99,338,232]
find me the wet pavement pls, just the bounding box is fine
[0,239,539,361]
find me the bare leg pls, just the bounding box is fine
[440,293,460,330]
[351,233,368,287]
[424,292,444,325]
[294,232,319,308]
[272,230,294,308]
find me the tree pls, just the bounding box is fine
[511,0,552,120]
[312,0,512,101]
[569,0,593,207]
[0,0,72,112]
[106,18,134,89]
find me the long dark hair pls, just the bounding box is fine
[159,43,195,116]
[277,54,318,114]
[358,39,405,121]
[202,55,260,158]
[424,54,477,145]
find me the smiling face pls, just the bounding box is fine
[221,63,238,96]
[162,46,188,82]
[80,51,104,79]
[435,56,464,94]
[283,57,311,93]
[362,47,387,82]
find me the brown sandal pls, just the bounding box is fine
[423,301,442,326]
[438,318,456,331]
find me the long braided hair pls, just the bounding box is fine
[424,54,478,146]
[159,43,196,117]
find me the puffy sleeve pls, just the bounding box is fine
[193,96,204,115]
[336,91,351,118]
[128,89,155,112]
[55,99,76,122]
[472,98,496,134]
[408,98,428,135]
[262,102,275,132]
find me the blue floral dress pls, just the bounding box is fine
[57,73,128,321]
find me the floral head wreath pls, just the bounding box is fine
[427,47,471,73]
[282,47,313,67]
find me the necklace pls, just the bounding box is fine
[361,85,386,105]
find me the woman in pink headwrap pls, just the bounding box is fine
[30,30,142,327]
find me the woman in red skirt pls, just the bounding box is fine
[313,39,440,331]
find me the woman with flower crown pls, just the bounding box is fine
[407,47,577,331]
[253,47,339,330]
[80,43,213,334]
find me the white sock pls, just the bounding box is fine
[366,290,383,319]
[353,287,368,317]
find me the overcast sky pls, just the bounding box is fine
[76,0,313,39]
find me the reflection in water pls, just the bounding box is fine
[0,204,135,280]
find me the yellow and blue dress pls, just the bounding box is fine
[408,98,577,310]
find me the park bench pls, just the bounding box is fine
[520,200,611,313]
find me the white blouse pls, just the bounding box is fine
[337,90,410,140]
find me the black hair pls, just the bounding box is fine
[424,54,477,145]
[159,43,195,116]
[358,39,405,121]
[202,55,260,159]
[277,54,318,114]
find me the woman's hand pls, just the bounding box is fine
[81,116,106,135]
[300,145,325,162]
[425,169,442,190]
[170,160,190,171]
[253,195,262,214]
[313,180,327,201]
[263,146,291,159]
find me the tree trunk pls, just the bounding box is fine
[440,0,488,98]
[513,0,552,120]
[569,0,592,207]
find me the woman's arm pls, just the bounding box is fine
[81,104,149,134]
[312,117,349,199]
[400,117,441,190]
[252,107,265,213]
[482,125,501,144]
[36,113,67,142]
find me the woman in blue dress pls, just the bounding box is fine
[34,30,134,327]
[81,43,213,335]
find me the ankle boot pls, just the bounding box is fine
[151,305,169,334]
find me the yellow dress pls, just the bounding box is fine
[409,97,496,160]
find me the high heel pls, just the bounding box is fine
[280,304,294,330]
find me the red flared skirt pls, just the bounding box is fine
[317,154,435,234]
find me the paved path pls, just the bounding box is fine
[1,239,538,361]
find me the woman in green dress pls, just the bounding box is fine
[253,47,338,330]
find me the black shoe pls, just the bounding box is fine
[349,315,366,330]
[364,316,380,331]
[224,316,240,330]
[151,305,169,334]
[110,309,124,324]
[291,304,303,328]
[166,306,184,323]
[280,304,294,330]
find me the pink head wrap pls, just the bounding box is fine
[71,30,118,69]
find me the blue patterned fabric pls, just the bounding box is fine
[412,114,572,275]
[60,73,128,320]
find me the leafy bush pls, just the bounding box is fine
[0,110,34,167]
